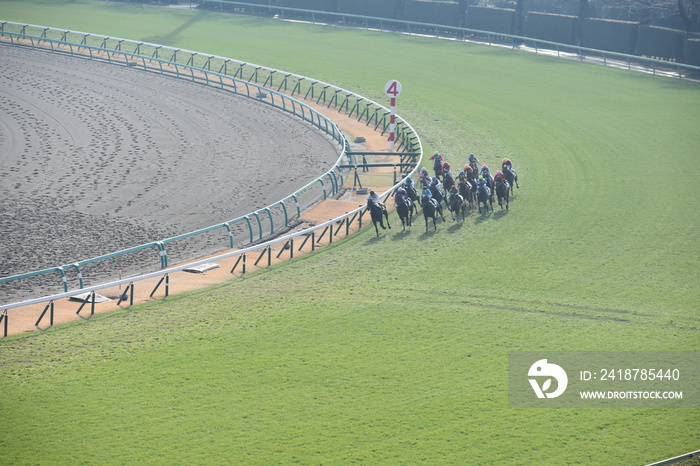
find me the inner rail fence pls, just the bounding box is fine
[189,0,700,80]
[0,22,423,328]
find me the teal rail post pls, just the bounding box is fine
[279,201,289,227]
[242,216,254,244]
[264,207,274,235]
[57,266,69,292]
[318,178,327,199]
[155,242,168,268]
[291,194,301,217]
[224,222,235,248]
[250,213,263,241]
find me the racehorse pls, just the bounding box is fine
[366,199,391,236]
[442,171,455,197]
[458,177,474,209]
[429,184,447,209]
[422,197,445,232]
[469,158,479,175]
[433,157,444,180]
[419,171,432,190]
[448,193,466,222]
[476,182,492,214]
[395,197,414,230]
[464,168,478,189]
[470,161,479,174]
[494,179,510,210]
[403,183,421,208]
[503,166,519,195]
[482,173,495,201]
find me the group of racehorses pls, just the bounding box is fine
[366,155,519,234]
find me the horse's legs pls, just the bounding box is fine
[384,211,391,230]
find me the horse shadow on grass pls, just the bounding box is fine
[418,227,441,240]
[492,209,508,220]
[364,234,387,245]
[392,228,413,241]
[474,211,492,225]
[446,221,464,234]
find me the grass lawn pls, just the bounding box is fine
[1,1,699,464]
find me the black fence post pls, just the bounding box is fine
[1,310,7,338]
[35,301,54,328]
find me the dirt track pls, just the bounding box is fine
[0,46,344,301]
[0,43,403,335]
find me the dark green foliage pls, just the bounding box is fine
[338,0,401,19]
[636,25,685,61]
[581,18,639,54]
[464,6,516,35]
[279,0,338,13]
[403,0,461,27]
[524,11,577,45]
[685,38,700,65]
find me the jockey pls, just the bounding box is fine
[448,184,459,200]
[478,175,487,187]
[502,158,513,172]
[468,153,479,168]
[394,187,408,204]
[442,161,451,175]
[430,176,442,189]
[430,151,443,176]
[366,190,384,209]
[463,164,476,182]
[403,177,415,189]
[421,187,432,200]
[480,164,491,179]
[419,167,431,187]
[494,170,507,184]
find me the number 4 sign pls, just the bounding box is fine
[385,80,402,97]
[384,80,402,150]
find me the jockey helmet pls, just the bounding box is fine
[397,187,405,194]
[478,175,484,180]
[370,190,376,196]
[482,164,488,169]
[496,170,502,176]
[432,177,438,182]
[503,158,509,164]
[459,171,465,176]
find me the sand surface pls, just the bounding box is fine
[0,46,342,301]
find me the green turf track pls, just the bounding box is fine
[1,1,699,464]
